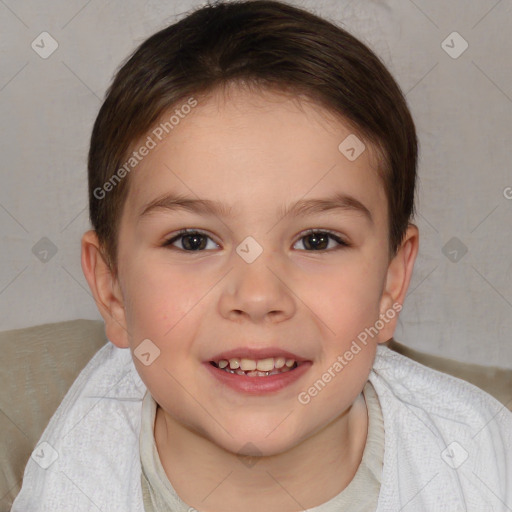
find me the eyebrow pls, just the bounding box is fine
[138,191,373,224]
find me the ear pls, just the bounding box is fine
[376,223,419,343]
[81,230,130,348]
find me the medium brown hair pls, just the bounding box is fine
[88,0,417,274]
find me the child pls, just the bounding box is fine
[12,1,512,510]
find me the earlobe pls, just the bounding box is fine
[377,224,419,343]
[81,230,130,348]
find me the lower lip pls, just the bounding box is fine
[203,361,312,395]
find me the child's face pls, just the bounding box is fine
[95,86,414,456]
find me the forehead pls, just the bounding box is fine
[122,85,387,225]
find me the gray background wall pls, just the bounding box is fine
[1,0,511,368]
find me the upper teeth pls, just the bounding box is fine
[216,357,297,371]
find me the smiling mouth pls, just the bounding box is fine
[209,360,301,377]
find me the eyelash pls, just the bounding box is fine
[162,228,350,252]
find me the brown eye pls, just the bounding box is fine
[163,230,219,251]
[294,230,348,251]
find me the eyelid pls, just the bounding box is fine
[163,228,350,251]
[163,228,220,249]
[298,227,347,239]
[295,228,350,247]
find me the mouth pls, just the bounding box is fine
[209,357,304,377]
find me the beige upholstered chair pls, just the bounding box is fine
[1,319,511,511]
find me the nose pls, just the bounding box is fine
[218,252,296,324]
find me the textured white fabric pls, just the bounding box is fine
[11,342,147,512]
[11,342,512,511]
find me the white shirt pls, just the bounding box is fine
[11,342,512,511]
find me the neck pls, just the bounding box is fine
[154,392,368,512]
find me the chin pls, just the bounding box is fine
[210,422,304,458]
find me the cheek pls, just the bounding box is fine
[298,265,381,413]
[121,263,200,400]
[122,257,202,336]
[295,256,384,338]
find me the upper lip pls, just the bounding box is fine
[208,347,310,363]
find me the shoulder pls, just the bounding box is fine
[11,342,147,511]
[371,345,512,510]
[44,341,146,441]
[371,344,512,428]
